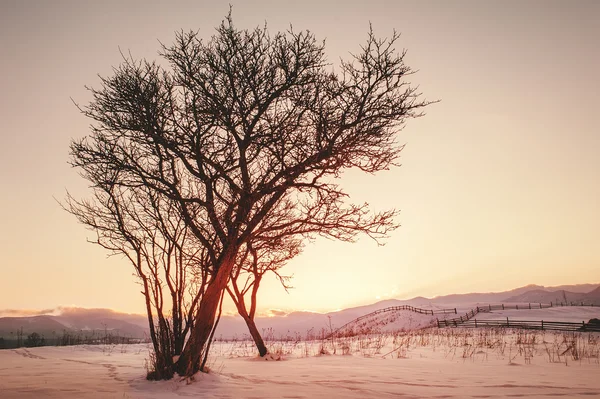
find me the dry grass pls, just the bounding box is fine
[213,327,600,366]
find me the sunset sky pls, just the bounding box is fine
[1,0,598,316]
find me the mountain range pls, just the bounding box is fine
[1,283,598,341]
[213,283,600,338]
[0,308,149,340]
[503,286,600,305]
[424,283,600,304]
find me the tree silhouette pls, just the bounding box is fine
[25,332,43,347]
[227,231,301,356]
[69,13,432,378]
[65,183,207,379]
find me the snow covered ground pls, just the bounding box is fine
[470,305,600,323]
[1,306,600,398]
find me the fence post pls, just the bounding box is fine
[541,320,544,330]
[502,304,504,310]
[516,304,518,310]
[475,319,477,328]
[454,308,457,314]
[529,303,531,309]
[489,304,491,311]
[539,303,542,309]
[506,317,509,327]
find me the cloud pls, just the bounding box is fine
[221,310,239,317]
[267,309,288,317]
[56,307,120,317]
[0,307,145,318]
[0,308,58,317]
[254,309,289,317]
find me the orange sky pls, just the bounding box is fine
[1,0,598,315]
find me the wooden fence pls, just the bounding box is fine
[437,302,600,332]
[331,302,599,337]
[550,302,596,307]
[439,302,597,326]
[437,318,600,332]
[479,302,595,311]
[330,305,457,337]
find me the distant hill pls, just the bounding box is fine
[2,283,598,342]
[54,308,148,337]
[214,299,423,339]
[214,284,600,338]
[424,285,542,304]
[423,284,600,304]
[504,287,600,305]
[540,284,600,294]
[0,309,149,341]
[0,316,69,338]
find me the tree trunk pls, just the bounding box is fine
[174,251,235,377]
[227,287,268,357]
[241,313,267,357]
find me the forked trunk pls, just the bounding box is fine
[241,313,267,357]
[228,287,268,357]
[174,251,236,377]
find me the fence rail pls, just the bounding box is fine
[477,302,596,311]
[440,302,598,326]
[437,318,600,332]
[331,302,599,338]
[330,305,457,337]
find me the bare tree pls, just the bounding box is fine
[69,13,432,377]
[227,234,301,357]
[64,179,206,379]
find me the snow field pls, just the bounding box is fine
[1,327,600,398]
